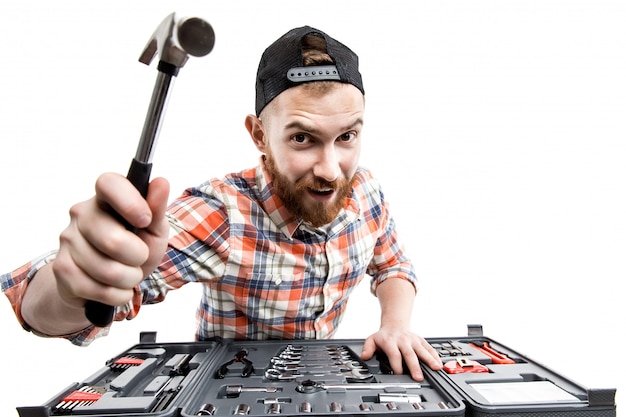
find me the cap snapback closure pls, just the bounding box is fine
[287,65,340,83]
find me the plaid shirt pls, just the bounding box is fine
[2,162,417,346]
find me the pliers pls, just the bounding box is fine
[215,349,255,378]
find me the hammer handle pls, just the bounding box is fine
[84,159,152,327]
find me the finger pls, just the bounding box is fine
[137,178,170,249]
[95,173,153,229]
[58,221,145,289]
[418,339,444,370]
[360,337,377,360]
[382,346,405,376]
[53,245,138,307]
[145,177,170,230]
[71,200,150,267]
[137,177,170,276]
[398,344,424,381]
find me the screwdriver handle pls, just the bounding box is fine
[84,158,152,327]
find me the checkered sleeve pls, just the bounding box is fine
[1,250,109,346]
[363,177,418,294]
[1,250,57,329]
[131,184,232,304]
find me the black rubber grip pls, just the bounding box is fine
[84,159,152,327]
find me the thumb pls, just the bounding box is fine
[145,177,170,230]
[148,176,170,208]
[138,177,170,277]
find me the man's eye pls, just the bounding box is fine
[292,134,308,143]
[339,132,356,142]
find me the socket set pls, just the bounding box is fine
[15,325,616,417]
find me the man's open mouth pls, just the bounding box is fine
[308,188,334,196]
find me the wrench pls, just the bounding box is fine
[264,367,373,381]
[272,359,365,371]
[295,379,422,394]
[270,356,354,366]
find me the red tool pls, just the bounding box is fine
[110,355,145,370]
[469,341,515,364]
[55,386,104,410]
[443,358,489,374]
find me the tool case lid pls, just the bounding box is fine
[422,325,616,417]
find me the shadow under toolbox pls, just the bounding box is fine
[16,325,616,417]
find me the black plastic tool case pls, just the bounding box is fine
[16,325,616,417]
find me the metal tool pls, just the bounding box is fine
[234,404,251,415]
[443,357,490,374]
[270,357,355,366]
[413,402,425,410]
[295,379,422,394]
[378,393,423,403]
[282,344,347,353]
[152,375,186,412]
[261,398,289,405]
[272,362,363,372]
[196,403,217,416]
[330,401,342,412]
[216,349,254,378]
[359,403,372,411]
[109,355,144,370]
[448,340,471,355]
[278,352,351,361]
[265,367,373,381]
[225,385,279,398]
[55,386,104,411]
[84,12,215,327]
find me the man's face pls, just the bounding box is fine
[251,83,364,227]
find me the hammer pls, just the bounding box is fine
[85,13,215,327]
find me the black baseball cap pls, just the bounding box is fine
[255,26,365,116]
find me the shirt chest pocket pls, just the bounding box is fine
[243,273,303,319]
[224,270,324,322]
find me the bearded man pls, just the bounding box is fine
[1,26,442,381]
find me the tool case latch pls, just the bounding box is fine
[15,406,49,417]
[139,331,157,343]
[467,324,484,337]
[587,388,616,406]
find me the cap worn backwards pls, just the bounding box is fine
[255,26,364,116]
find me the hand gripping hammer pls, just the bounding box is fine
[85,13,215,327]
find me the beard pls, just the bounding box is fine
[264,152,354,227]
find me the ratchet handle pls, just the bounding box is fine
[84,158,152,327]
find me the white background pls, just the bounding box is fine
[0,1,623,415]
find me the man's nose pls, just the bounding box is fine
[312,145,340,182]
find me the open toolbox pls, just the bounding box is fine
[16,325,616,417]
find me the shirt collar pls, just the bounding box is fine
[254,157,361,239]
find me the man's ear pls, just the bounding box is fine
[245,114,267,152]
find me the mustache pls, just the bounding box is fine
[295,178,338,191]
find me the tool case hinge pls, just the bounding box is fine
[467,324,484,337]
[139,331,158,343]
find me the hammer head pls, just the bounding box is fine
[139,12,215,69]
